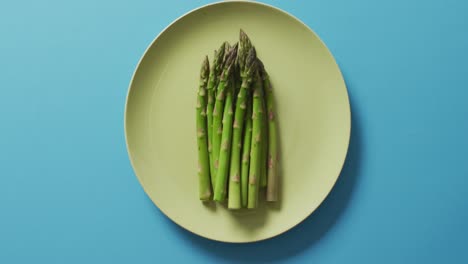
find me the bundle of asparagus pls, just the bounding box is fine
[196,30,278,209]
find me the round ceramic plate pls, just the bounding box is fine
[125,1,350,243]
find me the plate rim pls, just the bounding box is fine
[124,0,351,243]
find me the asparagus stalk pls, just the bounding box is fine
[240,95,253,207]
[206,43,227,188]
[259,60,279,201]
[247,71,264,208]
[213,74,235,201]
[211,45,238,186]
[260,77,268,188]
[228,33,257,209]
[196,56,212,201]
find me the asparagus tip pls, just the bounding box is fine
[216,42,226,60]
[246,47,257,67]
[240,28,246,37]
[201,56,209,79]
[232,42,239,51]
[240,47,257,76]
[226,44,238,66]
[240,29,252,49]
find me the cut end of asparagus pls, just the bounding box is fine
[199,190,212,201]
[266,179,278,201]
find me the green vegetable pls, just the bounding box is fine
[247,71,264,208]
[206,42,227,188]
[260,74,268,188]
[259,60,279,201]
[196,30,280,206]
[196,56,212,201]
[211,45,238,186]
[228,31,257,209]
[240,96,253,208]
[213,74,235,202]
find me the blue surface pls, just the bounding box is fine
[1,0,467,263]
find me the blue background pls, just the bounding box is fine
[1,0,467,263]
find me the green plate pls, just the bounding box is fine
[125,1,350,243]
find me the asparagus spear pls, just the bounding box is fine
[228,33,257,209]
[259,60,279,201]
[247,71,264,208]
[240,95,253,207]
[213,74,235,201]
[196,56,212,201]
[260,76,268,188]
[212,45,238,186]
[206,42,227,188]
